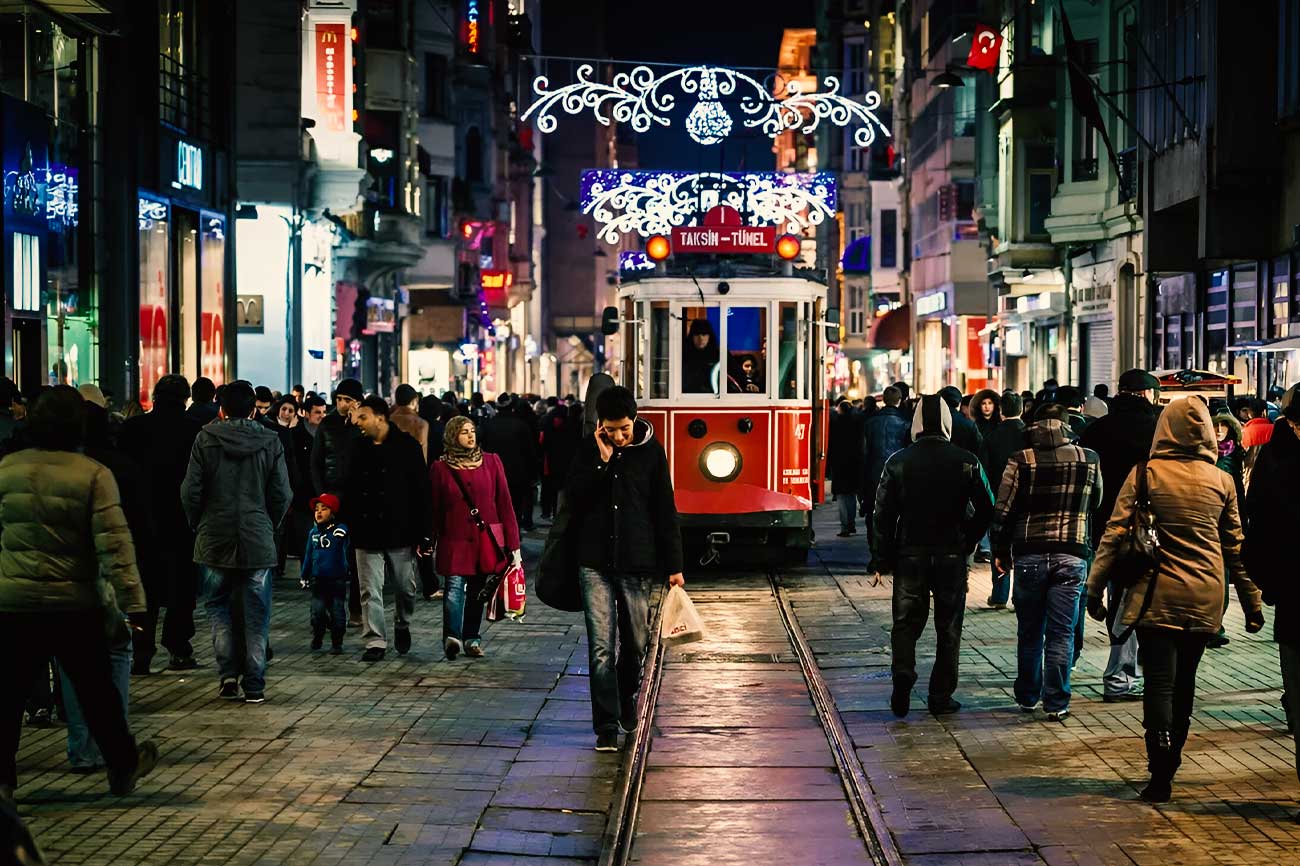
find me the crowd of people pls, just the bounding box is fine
[0,373,685,814]
[829,370,1300,808]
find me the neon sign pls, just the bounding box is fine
[315,23,347,132]
[176,141,203,190]
[465,0,480,53]
[480,270,513,290]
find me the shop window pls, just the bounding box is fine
[726,306,767,394]
[12,233,40,312]
[139,197,171,408]
[201,215,226,385]
[1231,263,1257,346]
[649,301,669,399]
[681,306,719,395]
[778,301,803,400]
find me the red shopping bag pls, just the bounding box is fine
[486,564,527,622]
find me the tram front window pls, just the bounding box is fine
[682,307,720,394]
[727,306,767,394]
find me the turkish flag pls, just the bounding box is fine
[966,24,1002,72]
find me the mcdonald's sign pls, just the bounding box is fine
[315,23,347,132]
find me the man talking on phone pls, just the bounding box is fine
[564,385,684,752]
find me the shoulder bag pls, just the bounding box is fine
[447,466,511,604]
[1110,460,1161,643]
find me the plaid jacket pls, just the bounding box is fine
[991,419,1103,560]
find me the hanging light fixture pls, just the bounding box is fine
[931,70,965,88]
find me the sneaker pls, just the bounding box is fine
[465,643,484,659]
[108,740,158,795]
[310,634,324,651]
[986,599,1007,610]
[167,654,199,671]
[890,682,910,718]
[243,692,266,704]
[444,637,462,661]
[218,680,240,700]
[395,627,411,656]
[1103,691,1143,703]
[1019,703,1038,713]
[361,647,386,662]
[594,732,620,752]
[431,590,445,600]
[1046,709,1071,722]
[928,698,962,716]
[26,708,53,728]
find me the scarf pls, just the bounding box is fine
[440,416,483,470]
[1218,438,1236,458]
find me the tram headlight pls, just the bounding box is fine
[700,443,742,482]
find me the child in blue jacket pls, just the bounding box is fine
[300,494,351,653]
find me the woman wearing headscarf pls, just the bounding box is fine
[429,417,520,659]
[1086,397,1264,804]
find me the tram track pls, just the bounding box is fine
[598,572,903,866]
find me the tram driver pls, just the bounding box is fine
[682,317,719,394]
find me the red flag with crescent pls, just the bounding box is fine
[967,24,1002,72]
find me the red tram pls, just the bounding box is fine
[606,260,832,565]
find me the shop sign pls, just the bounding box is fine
[175,141,203,190]
[965,316,986,370]
[237,295,264,332]
[364,297,396,333]
[916,291,946,316]
[315,23,347,132]
[464,0,480,53]
[1004,326,1025,356]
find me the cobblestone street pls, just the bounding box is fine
[11,510,1300,865]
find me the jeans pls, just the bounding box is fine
[1280,643,1300,782]
[310,580,349,646]
[61,636,132,769]
[443,575,487,645]
[891,553,968,705]
[580,568,650,735]
[1012,553,1086,712]
[836,493,857,532]
[1,610,142,789]
[989,561,1011,605]
[202,566,273,694]
[356,547,419,650]
[1137,627,1208,734]
[1103,582,1141,696]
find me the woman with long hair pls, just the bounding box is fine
[1087,397,1264,803]
[429,417,520,659]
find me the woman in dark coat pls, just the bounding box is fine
[429,417,520,660]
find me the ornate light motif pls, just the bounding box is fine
[522,64,891,147]
[580,170,837,245]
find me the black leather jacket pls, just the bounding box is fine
[311,410,363,496]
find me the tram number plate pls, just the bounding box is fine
[671,226,777,254]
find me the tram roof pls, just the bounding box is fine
[618,267,828,302]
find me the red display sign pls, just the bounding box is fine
[965,316,986,370]
[315,24,346,132]
[480,270,512,290]
[670,225,777,254]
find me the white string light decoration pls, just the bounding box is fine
[580,170,837,245]
[522,63,892,147]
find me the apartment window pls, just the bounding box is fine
[159,0,196,131]
[423,53,448,117]
[425,176,449,237]
[1028,171,1054,237]
[1071,40,1100,181]
[848,283,866,335]
[847,203,866,242]
[845,39,866,95]
[879,209,897,268]
[953,78,977,137]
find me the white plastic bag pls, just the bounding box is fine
[660,585,706,646]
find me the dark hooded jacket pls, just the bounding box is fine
[1077,392,1159,547]
[971,388,1002,440]
[939,387,984,459]
[871,395,995,568]
[1244,417,1300,644]
[565,418,684,576]
[859,404,910,508]
[180,418,292,569]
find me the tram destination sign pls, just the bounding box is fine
[670,225,777,254]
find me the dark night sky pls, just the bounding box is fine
[540,0,813,172]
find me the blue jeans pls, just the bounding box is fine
[60,636,132,769]
[1012,553,1086,712]
[202,566,273,694]
[837,493,857,532]
[580,568,650,735]
[989,560,1011,605]
[443,575,486,646]
[311,579,349,646]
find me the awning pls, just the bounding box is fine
[840,236,872,274]
[1229,336,1300,353]
[867,304,910,351]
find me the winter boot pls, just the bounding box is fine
[1169,723,1190,777]
[1140,730,1174,803]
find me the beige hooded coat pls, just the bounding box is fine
[1088,397,1262,633]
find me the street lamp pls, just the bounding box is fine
[931,70,965,88]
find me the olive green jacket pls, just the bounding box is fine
[0,449,145,614]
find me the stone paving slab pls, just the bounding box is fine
[11,534,614,866]
[791,504,1300,865]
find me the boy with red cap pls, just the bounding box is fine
[300,494,352,654]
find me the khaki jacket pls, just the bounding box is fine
[0,449,145,614]
[1089,398,1262,633]
[390,405,429,460]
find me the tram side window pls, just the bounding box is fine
[650,302,669,398]
[726,306,768,394]
[778,302,802,399]
[682,306,720,394]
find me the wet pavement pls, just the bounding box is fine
[12,506,1300,865]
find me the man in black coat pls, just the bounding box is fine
[481,394,540,531]
[343,396,432,662]
[939,385,984,459]
[872,395,994,719]
[565,386,684,752]
[118,374,202,674]
[982,391,1028,607]
[1076,368,1160,702]
[859,386,911,546]
[828,399,864,537]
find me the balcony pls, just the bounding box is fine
[159,53,210,137]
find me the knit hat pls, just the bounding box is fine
[310,493,341,514]
[333,378,364,402]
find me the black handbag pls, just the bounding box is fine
[538,492,584,612]
[1109,461,1161,643]
[447,468,511,605]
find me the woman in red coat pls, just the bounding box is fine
[430,416,520,659]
